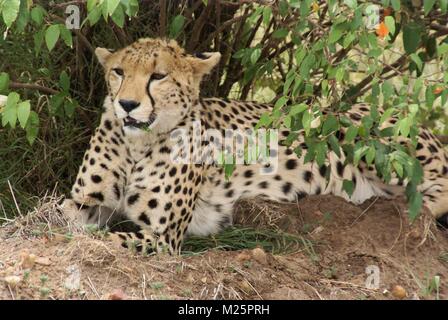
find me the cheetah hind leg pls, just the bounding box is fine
[418,177,448,229]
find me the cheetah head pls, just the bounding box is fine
[95,38,220,135]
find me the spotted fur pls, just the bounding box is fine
[62,38,448,254]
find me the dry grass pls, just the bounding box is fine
[0,194,447,300]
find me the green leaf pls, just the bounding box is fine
[328,134,341,157]
[343,32,356,48]
[391,0,400,10]
[0,72,10,93]
[345,125,358,143]
[424,0,437,15]
[256,112,272,129]
[354,145,369,166]
[59,25,73,48]
[425,86,436,108]
[299,54,315,77]
[45,24,60,51]
[329,24,344,44]
[366,146,375,165]
[384,16,395,36]
[169,15,185,39]
[441,0,448,13]
[30,5,45,26]
[25,111,39,144]
[399,117,412,137]
[59,71,70,92]
[124,0,139,16]
[87,0,98,11]
[64,100,77,118]
[392,160,404,178]
[403,22,422,54]
[344,0,357,9]
[302,110,312,135]
[250,48,261,65]
[274,96,288,110]
[49,94,64,115]
[272,28,289,39]
[379,107,396,124]
[87,6,102,25]
[289,103,308,115]
[111,3,124,27]
[438,43,448,55]
[408,192,422,221]
[335,67,345,82]
[343,179,355,197]
[17,100,30,128]
[283,115,292,128]
[15,0,29,33]
[382,80,394,101]
[107,0,120,15]
[1,92,20,128]
[278,0,289,16]
[2,0,20,28]
[410,53,422,71]
[262,6,272,26]
[315,141,328,166]
[322,115,339,135]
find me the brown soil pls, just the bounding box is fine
[0,195,447,300]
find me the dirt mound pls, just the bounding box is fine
[0,195,447,300]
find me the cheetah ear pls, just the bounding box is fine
[95,47,113,67]
[186,52,221,79]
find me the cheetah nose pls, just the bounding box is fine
[119,99,140,113]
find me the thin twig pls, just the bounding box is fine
[350,197,379,227]
[9,81,58,95]
[86,276,101,299]
[7,180,22,217]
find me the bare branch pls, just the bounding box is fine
[9,82,58,95]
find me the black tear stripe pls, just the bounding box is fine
[146,78,156,108]
[109,77,123,101]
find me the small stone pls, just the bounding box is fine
[391,285,407,299]
[236,251,251,262]
[409,228,421,240]
[4,275,21,287]
[20,250,36,269]
[186,273,195,284]
[201,277,207,283]
[310,226,324,235]
[64,265,81,291]
[108,289,126,300]
[251,247,267,264]
[35,257,52,266]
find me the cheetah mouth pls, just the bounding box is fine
[123,114,157,129]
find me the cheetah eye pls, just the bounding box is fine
[150,73,167,81]
[112,68,124,76]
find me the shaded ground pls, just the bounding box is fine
[0,195,447,300]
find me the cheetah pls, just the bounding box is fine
[62,38,448,254]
